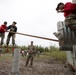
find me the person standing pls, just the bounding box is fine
[6,21,17,47]
[25,41,36,66]
[0,21,7,46]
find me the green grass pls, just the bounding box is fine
[50,50,66,60]
[0,53,13,61]
[35,50,66,63]
[0,50,66,64]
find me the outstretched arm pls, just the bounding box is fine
[6,25,11,30]
[57,9,64,13]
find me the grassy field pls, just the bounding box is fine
[34,50,66,64]
[0,49,66,64]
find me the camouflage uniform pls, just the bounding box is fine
[65,14,76,30]
[65,14,76,36]
[25,42,35,66]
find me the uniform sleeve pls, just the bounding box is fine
[6,25,11,30]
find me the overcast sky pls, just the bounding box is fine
[0,0,72,47]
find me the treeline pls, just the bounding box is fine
[20,45,59,53]
[1,45,59,53]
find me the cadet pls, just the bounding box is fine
[6,21,17,46]
[25,41,36,66]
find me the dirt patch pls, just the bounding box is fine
[19,59,75,75]
[0,56,75,75]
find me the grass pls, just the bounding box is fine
[0,49,66,64]
[35,50,66,64]
[50,50,66,60]
[0,53,13,61]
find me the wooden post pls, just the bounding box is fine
[72,45,76,66]
[66,0,76,71]
[0,48,2,56]
[9,48,20,75]
[72,0,76,3]
[56,20,76,70]
[66,45,76,71]
[53,21,64,46]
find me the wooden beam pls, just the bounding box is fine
[6,31,59,42]
[67,62,76,71]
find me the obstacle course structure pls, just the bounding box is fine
[54,21,76,71]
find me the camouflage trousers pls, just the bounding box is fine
[65,14,76,30]
[0,33,5,45]
[25,54,34,66]
[6,33,15,46]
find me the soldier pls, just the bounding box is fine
[56,2,76,18]
[6,21,17,47]
[56,2,76,29]
[56,2,76,36]
[25,41,36,66]
[0,21,7,46]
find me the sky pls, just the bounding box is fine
[0,0,72,47]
